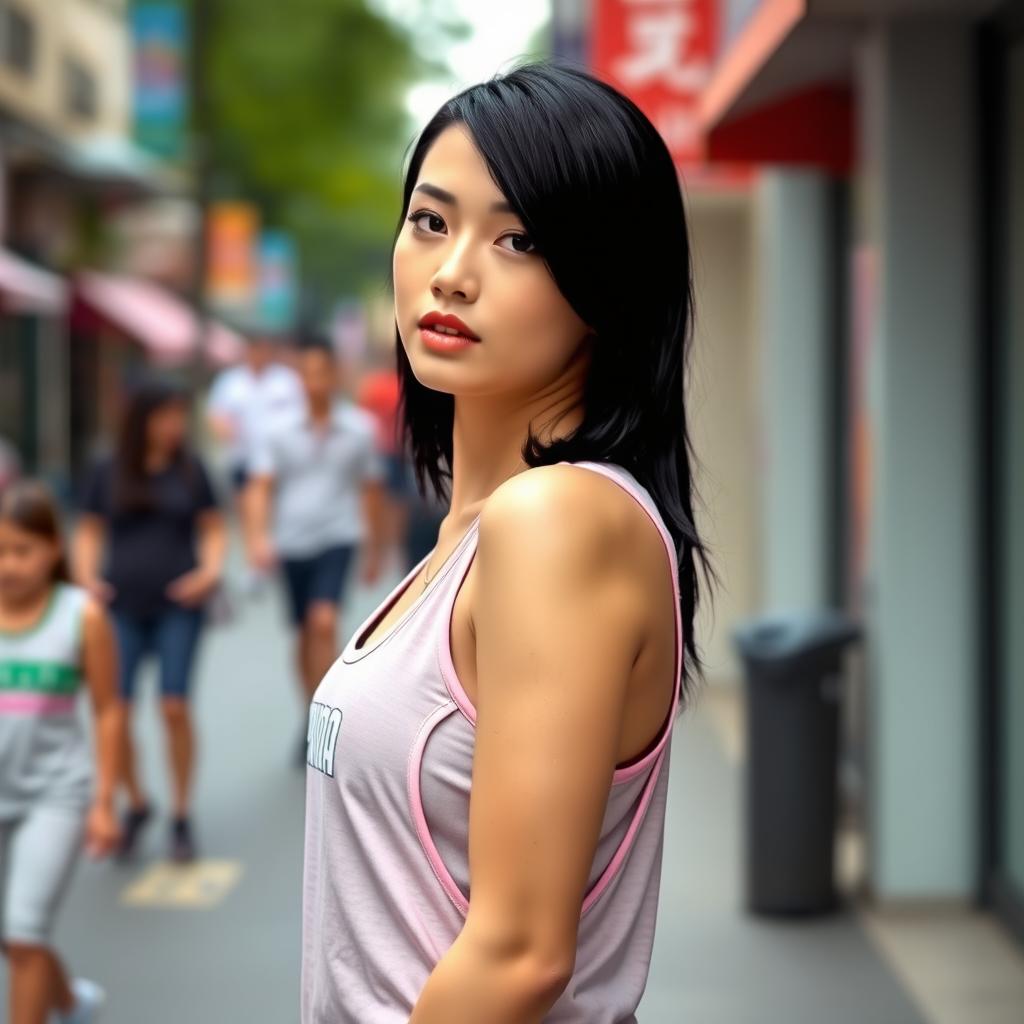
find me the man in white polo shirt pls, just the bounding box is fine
[244,338,386,763]
[206,329,304,508]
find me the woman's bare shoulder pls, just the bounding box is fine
[482,462,656,564]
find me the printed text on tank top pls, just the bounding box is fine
[352,464,677,767]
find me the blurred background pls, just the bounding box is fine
[0,0,1023,1021]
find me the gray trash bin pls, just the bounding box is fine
[733,610,861,916]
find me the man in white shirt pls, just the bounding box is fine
[243,338,387,764]
[206,331,304,505]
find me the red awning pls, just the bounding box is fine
[0,248,67,314]
[74,271,245,368]
[699,0,855,174]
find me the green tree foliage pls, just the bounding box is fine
[200,0,435,298]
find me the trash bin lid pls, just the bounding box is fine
[732,609,861,665]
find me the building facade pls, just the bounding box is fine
[700,0,1024,942]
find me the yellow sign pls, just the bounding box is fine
[206,201,259,309]
[121,860,244,909]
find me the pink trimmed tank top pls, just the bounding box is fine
[301,460,683,1023]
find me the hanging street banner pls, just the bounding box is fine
[206,202,260,312]
[257,230,299,333]
[591,0,717,168]
[132,3,188,161]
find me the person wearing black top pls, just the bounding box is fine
[73,379,226,863]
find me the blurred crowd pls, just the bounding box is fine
[0,329,443,1021]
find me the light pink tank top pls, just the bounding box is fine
[301,460,683,1023]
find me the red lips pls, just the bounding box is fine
[417,311,481,341]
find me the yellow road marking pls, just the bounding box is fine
[121,860,243,908]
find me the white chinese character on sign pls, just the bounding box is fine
[613,4,709,92]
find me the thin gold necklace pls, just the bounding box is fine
[421,559,437,591]
[420,461,529,591]
[420,512,476,590]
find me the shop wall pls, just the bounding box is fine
[857,22,979,900]
[755,170,835,615]
[688,191,760,685]
[0,0,130,141]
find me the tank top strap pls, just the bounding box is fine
[557,460,685,760]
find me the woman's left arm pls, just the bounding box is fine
[195,508,228,584]
[168,460,229,607]
[409,467,648,1024]
[167,509,228,607]
[81,597,125,857]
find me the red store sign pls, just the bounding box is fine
[591,0,718,168]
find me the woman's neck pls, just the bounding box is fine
[145,448,175,472]
[447,379,585,527]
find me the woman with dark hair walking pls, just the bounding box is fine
[74,379,226,863]
[301,63,714,1023]
[0,480,123,1023]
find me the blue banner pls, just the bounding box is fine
[132,4,187,161]
[258,230,299,332]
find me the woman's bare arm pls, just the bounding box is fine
[72,515,112,602]
[409,466,648,1023]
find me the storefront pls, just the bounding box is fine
[69,270,244,482]
[701,0,1024,942]
[0,246,69,491]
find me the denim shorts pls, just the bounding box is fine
[112,606,205,701]
[281,545,356,625]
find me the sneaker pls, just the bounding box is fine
[56,977,106,1023]
[115,804,151,863]
[170,816,196,864]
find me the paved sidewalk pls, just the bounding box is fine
[1,556,928,1022]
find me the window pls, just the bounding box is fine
[2,4,36,76]
[64,57,98,121]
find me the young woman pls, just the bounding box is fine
[301,63,713,1023]
[0,480,123,1024]
[74,379,226,863]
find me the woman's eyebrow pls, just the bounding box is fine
[414,182,456,205]
[413,182,516,215]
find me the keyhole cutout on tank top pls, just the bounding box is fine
[352,516,481,654]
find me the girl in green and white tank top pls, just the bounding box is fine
[0,480,124,1024]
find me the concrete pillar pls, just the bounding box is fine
[756,170,834,613]
[858,23,979,900]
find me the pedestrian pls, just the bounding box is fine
[356,354,415,568]
[206,327,304,516]
[244,337,387,765]
[0,480,123,1024]
[73,378,227,863]
[300,63,715,1024]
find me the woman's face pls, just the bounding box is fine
[393,125,591,399]
[146,400,188,455]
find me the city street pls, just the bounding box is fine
[1,547,927,1023]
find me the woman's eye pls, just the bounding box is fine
[409,211,446,235]
[497,233,536,254]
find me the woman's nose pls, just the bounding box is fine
[430,246,479,303]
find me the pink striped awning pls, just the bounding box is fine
[0,248,67,314]
[75,271,245,368]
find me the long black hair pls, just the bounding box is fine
[114,377,193,514]
[394,62,716,696]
